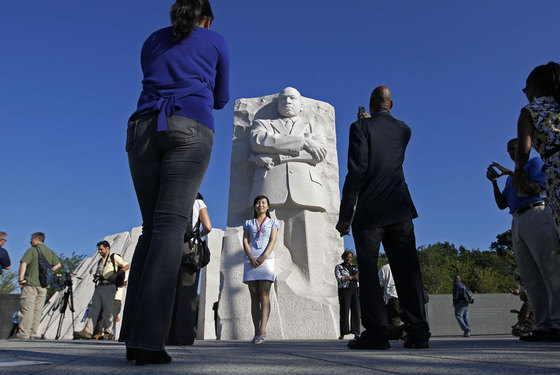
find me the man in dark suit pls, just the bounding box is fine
[336,86,430,349]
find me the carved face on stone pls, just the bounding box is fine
[277,87,302,118]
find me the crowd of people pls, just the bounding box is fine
[2,0,559,367]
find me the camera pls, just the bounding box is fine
[93,272,103,284]
[51,272,73,290]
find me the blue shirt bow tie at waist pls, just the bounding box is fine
[132,79,209,131]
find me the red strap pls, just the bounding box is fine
[256,217,267,238]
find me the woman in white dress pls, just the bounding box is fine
[243,195,279,344]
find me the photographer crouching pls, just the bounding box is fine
[74,241,129,340]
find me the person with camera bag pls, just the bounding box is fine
[15,232,61,339]
[74,241,129,340]
[167,192,211,345]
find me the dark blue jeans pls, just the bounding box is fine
[120,114,213,350]
[454,302,470,332]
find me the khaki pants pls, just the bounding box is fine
[85,284,116,334]
[18,285,47,338]
[512,205,560,330]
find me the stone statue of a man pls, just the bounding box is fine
[247,87,331,294]
[248,87,327,210]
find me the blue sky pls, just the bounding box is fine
[2,0,559,265]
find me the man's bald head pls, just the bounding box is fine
[369,86,393,113]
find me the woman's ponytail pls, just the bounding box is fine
[170,0,214,43]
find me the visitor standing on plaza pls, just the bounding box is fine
[74,241,129,340]
[243,195,279,345]
[488,138,560,341]
[334,250,360,340]
[119,0,229,366]
[515,62,560,235]
[336,86,430,350]
[167,192,212,345]
[16,232,61,339]
[452,275,471,337]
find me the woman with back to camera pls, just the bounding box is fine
[243,195,279,344]
[513,61,560,342]
[120,0,229,366]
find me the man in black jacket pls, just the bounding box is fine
[336,86,430,349]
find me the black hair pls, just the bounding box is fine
[252,195,271,218]
[507,138,518,145]
[341,250,354,260]
[96,240,111,249]
[527,61,560,104]
[170,0,214,43]
[196,192,203,200]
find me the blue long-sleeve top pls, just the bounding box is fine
[130,26,230,132]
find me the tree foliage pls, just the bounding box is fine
[349,230,523,294]
[1,271,18,294]
[417,237,517,294]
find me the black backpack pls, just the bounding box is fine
[464,287,475,304]
[35,246,55,288]
[109,254,126,288]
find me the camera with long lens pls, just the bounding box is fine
[51,272,73,290]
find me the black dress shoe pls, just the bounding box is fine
[135,349,172,366]
[126,348,135,361]
[347,337,390,350]
[403,338,429,349]
[520,329,548,342]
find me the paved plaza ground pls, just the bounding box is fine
[1,335,559,374]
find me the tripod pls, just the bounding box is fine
[53,277,76,340]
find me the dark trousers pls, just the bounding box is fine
[338,285,360,335]
[120,114,213,350]
[167,265,200,345]
[352,219,430,342]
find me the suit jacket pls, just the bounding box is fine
[249,117,327,210]
[339,111,418,227]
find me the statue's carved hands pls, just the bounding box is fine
[249,154,275,170]
[303,136,327,161]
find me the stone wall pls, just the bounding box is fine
[0,294,19,339]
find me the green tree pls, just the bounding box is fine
[57,251,87,275]
[46,251,87,300]
[1,270,18,294]
[418,242,458,294]
[490,229,517,274]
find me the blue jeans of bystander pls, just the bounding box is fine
[454,301,470,332]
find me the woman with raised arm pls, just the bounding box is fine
[120,0,229,366]
[243,195,279,344]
